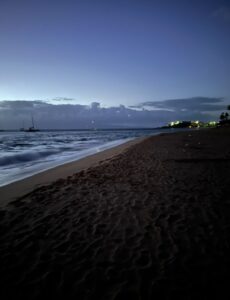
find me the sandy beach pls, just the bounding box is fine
[0,137,143,208]
[0,128,230,299]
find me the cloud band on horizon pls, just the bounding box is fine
[0,97,227,129]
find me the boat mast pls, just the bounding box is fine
[31,116,35,128]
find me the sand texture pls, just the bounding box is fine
[0,128,230,299]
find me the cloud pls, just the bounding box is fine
[212,6,230,22]
[44,97,77,105]
[51,97,76,102]
[138,97,226,112]
[0,100,47,110]
[0,97,226,130]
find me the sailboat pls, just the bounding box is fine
[20,121,25,131]
[25,116,40,132]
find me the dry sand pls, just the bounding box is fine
[0,128,230,299]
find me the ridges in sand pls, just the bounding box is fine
[0,128,230,299]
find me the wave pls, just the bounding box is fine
[0,149,61,167]
[53,137,90,143]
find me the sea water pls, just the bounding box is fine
[0,128,174,186]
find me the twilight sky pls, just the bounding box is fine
[0,0,230,128]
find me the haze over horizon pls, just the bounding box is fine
[0,0,230,128]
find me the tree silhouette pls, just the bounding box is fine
[219,106,230,125]
[220,112,226,121]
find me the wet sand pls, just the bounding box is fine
[0,128,230,299]
[0,137,143,208]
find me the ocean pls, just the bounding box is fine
[0,128,174,186]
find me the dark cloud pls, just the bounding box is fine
[138,97,226,112]
[0,100,46,109]
[0,97,226,130]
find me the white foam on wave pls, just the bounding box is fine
[0,138,133,187]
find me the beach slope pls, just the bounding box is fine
[0,128,230,299]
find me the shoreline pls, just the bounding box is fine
[0,136,145,208]
[0,128,192,190]
[1,127,230,299]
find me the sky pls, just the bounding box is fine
[0,0,230,128]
